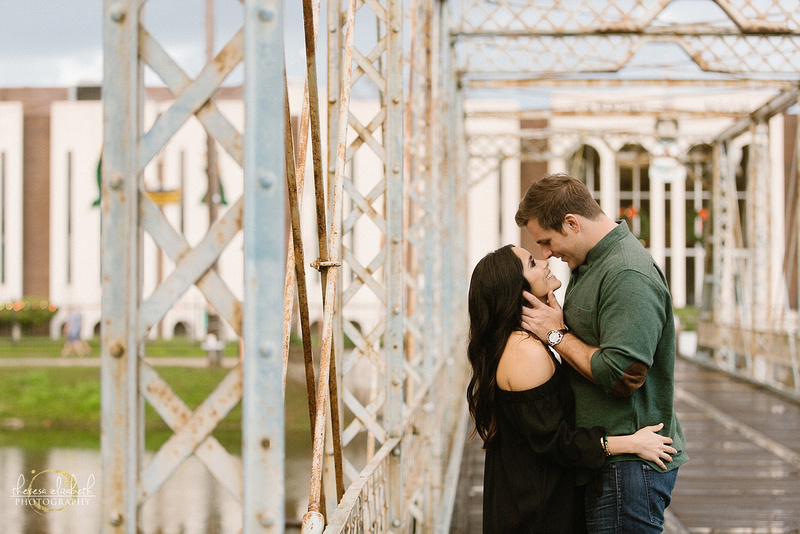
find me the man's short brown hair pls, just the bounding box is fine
[515,173,604,231]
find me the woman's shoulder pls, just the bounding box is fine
[496,331,556,392]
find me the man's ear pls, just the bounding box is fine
[564,214,580,233]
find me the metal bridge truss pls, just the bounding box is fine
[101,1,800,533]
[101,0,467,533]
[703,90,800,398]
[455,0,800,400]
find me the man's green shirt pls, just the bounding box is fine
[563,221,688,471]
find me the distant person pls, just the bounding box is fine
[61,309,90,357]
[515,173,688,532]
[467,244,676,533]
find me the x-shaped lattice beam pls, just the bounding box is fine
[130,15,247,506]
[139,362,243,502]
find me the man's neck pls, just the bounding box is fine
[580,214,617,250]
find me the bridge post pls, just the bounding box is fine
[385,0,406,529]
[101,1,286,532]
[242,0,286,532]
[711,141,737,372]
[101,1,144,531]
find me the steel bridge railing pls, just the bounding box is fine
[102,1,800,532]
[101,1,469,533]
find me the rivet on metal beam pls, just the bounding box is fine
[257,511,275,527]
[261,438,271,449]
[259,342,275,358]
[109,4,126,23]
[258,8,275,22]
[109,172,124,190]
[393,164,400,173]
[110,341,125,358]
[258,171,276,190]
[392,519,401,527]
[109,510,123,526]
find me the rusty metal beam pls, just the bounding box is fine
[715,88,799,142]
[462,77,795,91]
[466,108,752,121]
[453,24,797,38]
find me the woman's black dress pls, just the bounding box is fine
[483,354,606,533]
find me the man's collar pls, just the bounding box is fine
[583,220,629,268]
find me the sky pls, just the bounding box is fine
[1,1,104,87]
[2,0,795,110]
[0,0,743,90]
[0,0,311,88]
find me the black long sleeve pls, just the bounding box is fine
[483,364,605,533]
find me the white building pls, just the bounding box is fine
[2,86,428,342]
[0,102,24,308]
[1,86,793,340]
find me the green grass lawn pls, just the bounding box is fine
[0,336,241,358]
[0,338,313,453]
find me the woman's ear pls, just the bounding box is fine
[521,284,532,308]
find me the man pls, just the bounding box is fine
[61,309,91,357]
[515,173,688,533]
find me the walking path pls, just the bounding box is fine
[450,334,800,533]
[0,356,240,368]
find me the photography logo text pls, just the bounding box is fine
[9,469,96,514]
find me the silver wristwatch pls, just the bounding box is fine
[546,329,567,347]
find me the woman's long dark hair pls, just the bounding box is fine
[467,244,532,447]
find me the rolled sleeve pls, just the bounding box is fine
[589,270,668,397]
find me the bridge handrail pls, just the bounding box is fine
[323,437,401,533]
[322,355,467,533]
[435,400,471,534]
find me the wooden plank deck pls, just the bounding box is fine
[450,356,800,533]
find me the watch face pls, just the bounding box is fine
[547,330,562,346]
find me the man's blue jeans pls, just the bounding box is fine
[584,461,678,533]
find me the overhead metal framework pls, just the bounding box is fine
[100,0,800,533]
[455,0,800,401]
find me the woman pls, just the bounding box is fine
[467,245,675,533]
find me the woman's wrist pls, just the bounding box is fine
[601,434,612,456]
[606,435,632,456]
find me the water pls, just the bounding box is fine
[1,443,311,534]
[0,352,374,532]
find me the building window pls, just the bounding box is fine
[66,151,73,284]
[618,144,651,247]
[569,144,601,201]
[0,151,5,284]
[736,145,749,247]
[685,144,713,305]
[179,150,186,234]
